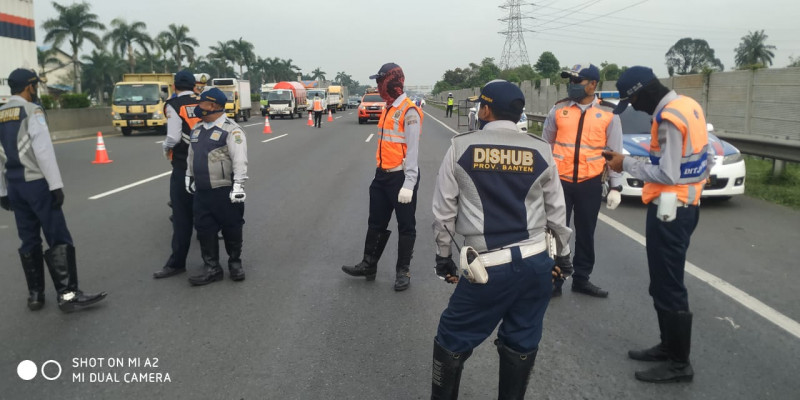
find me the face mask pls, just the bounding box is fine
[478,118,489,130]
[567,83,587,101]
[197,107,224,118]
[27,85,40,105]
[377,68,405,104]
[631,93,659,115]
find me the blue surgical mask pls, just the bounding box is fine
[567,83,587,101]
[478,118,489,130]
[197,107,224,118]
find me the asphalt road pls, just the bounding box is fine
[0,106,798,399]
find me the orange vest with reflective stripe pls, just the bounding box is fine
[375,97,423,169]
[552,99,615,183]
[642,95,709,205]
[313,98,323,111]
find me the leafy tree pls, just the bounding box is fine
[104,18,153,73]
[789,56,800,68]
[81,49,125,105]
[227,37,255,79]
[42,1,105,93]
[735,30,776,69]
[665,38,723,76]
[501,64,539,83]
[208,41,237,77]
[310,67,327,81]
[37,47,63,82]
[599,61,624,81]
[158,24,198,69]
[533,51,560,80]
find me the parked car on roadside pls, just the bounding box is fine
[605,94,746,200]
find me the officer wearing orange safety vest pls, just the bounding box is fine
[604,66,714,384]
[312,93,325,128]
[543,63,623,298]
[342,62,422,291]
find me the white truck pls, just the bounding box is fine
[1,0,38,105]
[211,78,252,122]
[260,82,276,116]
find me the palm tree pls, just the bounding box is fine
[735,30,777,69]
[41,1,105,93]
[154,35,173,73]
[227,37,255,79]
[104,18,153,73]
[81,49,125,105]
[37,47,64,82]
[208,41,238,77]
[158,24,198,69]
[311,67,327,81]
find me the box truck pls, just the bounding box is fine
[211,78,251,122]
[266,81,307,119]
[111,73,173,136]
[1,0,37,105]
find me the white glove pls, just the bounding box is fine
[230,182,246,203]
[185,176,195,194]
[398,187,413,204]
[606,189,621,210]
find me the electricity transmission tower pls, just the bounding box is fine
[499,0,533,69]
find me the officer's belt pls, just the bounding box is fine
[379,165,403,173]
[651,197,690,207]
[478,241,547,268]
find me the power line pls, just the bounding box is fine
[533,0,650,33]
[499,0,534,69]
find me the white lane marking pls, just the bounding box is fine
[155,140,164,144]
[262,133,288,143]
[426,112,460,135]
[598,212,800,341]
[54,133,122,144]
[365,134,374,142]
[89,171,171,200]
[243,123,262,127]
[335,116,342,120]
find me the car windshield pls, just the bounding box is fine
[267,90,292,103]
[308,90,326,99]
[363,94,383,103]
[618,105,653,135]
[112,84,160,105]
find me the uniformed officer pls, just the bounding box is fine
[430,80,572,399]
[445,93,454,118]
[342,62,422,291]
[543,63,624,298]
[154,70,201,279]
[312,93,324,128]
[0,68,107,312]
[185,87,248,286]
[604,66,714,383]
[194,73,209,95]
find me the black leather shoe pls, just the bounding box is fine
[394,270,410,291]
[188,267,224,286]
[58,290,107,313]
[28,292,45,311]
[629,343,669,361]
[572,280,609,298]
[153,266,186,279]
[229,265,245,281]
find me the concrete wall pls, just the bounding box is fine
[432,68,800,142]
[45,107,116,141]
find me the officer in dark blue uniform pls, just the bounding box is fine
[0,68,107,312]
[430,80,572,399]
[154,70,201,279]
[185,88,248,286]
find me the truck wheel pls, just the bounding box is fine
[289,112,294,119]
[121,127,132,136]
[243,112,248,122]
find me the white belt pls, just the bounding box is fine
[651,197,690,207]
[380,165,403,172]
[478,241,548,268]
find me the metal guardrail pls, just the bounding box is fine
[714,131,800,163]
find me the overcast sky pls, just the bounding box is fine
[32,0,799,88]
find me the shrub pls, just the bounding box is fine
[251,93,260,103]
[59,93,91,109]
[40,94,56,110]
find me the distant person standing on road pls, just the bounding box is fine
[604,66,714,383]
[430,79,571,399]
[0,68,107,313]
[342,62,423,291]
[312,93,324,128]
[154,70,201,280]
[185,88,249,286]
[445,93,454,117]
[542,63,624,298]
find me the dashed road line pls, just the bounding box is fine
[365,134,374,142]
[262,133,288,143]
[89,171,171,200]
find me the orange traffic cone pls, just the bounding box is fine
[327,109,333,122]
[91,131,113,164]
[307,111,313,126]
[263,114,273,134]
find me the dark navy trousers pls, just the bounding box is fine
[560,174,603,282]
[646,203,699,312]
[7,178,72,253]
[168,168,194,268]
[436,248,554,354]
[193,187,244,239]
[368,169,418,236]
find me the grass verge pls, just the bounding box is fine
[744,156,800,209]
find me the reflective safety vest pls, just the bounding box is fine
[376,97,422,169]
[551,99,615,183]
[313,98,323,111]
[165,94,201,171]
[642,95,709,205]
[447,97,454,106]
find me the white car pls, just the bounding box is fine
[607,94,746,200]
[467,99,528,132]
